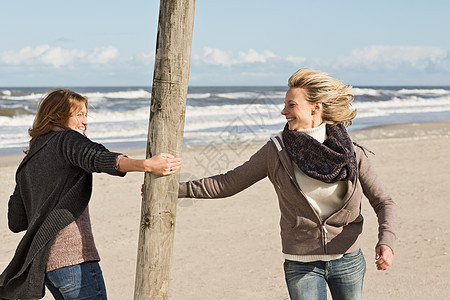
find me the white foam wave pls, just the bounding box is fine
[2,87,450,151]
[353,87,450,98]
[1,93,44,101]
[357,105,450,118]
[1,90,12,96]
[186,103,283,117]
[187,93,211,99]
[88,108,150,123]
[354,95,450,109]
[84,89,151,100]
[352,88,384,96]
[216,92,262,99]
[0,115,34,126]
[396,88,450,95]
[184,116,284,132]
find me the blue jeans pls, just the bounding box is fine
[284,249,366,300]
[45,262,107,300]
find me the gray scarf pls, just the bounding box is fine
[282,123,357,183]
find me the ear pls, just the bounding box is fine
[315,102,323,112]
[311,102,322,115]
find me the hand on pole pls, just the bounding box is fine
[143,153,181,176]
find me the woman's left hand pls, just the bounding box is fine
[375,244,394,270]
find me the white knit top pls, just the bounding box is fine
[281,123,347,262]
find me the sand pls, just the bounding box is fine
[0,122,449,299]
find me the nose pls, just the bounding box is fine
[281,106,287,116]
[82,115,88,125]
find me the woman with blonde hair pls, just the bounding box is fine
[178,68,397,299]
[0,89,181,299]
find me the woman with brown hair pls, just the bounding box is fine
[0,89,181,299]
[178,68,397,300]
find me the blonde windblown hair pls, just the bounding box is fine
[288,68,356,127]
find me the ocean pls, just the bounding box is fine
[1,86,450,154]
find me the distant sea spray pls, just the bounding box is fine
[1,86,450,154]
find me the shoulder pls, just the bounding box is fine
[269,131,284,150]
[242,138,279,166]
[54,130,101,149]
[351,139,375,161]
[34,130,88,147]
[58,129,88,141]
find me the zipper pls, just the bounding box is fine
[284,159,328,254]
[272,137,329,254]
[322,225,328,254]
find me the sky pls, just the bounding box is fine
[1,0,450,87]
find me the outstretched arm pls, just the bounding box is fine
[117,153,181,176]
[179,142,270,199]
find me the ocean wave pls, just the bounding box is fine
[353,88,384,96]
[0,115,34,126]
[0,90,12,96]
[0,107,34,117]
[1,93,44,101]
[396,88,450,95]
[187,93,211,99]
[186,103,283,117]
[215,92,263,99]
[357,105,450,118]
[354,95,450,109]
[353,87,450,98]
[88,108,149,122]
[1,86,450,152]
[84,89,151,100]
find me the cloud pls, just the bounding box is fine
[85,46,119,64]
[39,47,86,67]
[2,44,449,86]
[194,47,234,66]
[191,45,450,74]
[194,47,278,66]
[0,45,119,68]
[335,45,449,71]
[237,49,277,63]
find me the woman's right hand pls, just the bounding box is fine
[143,153,181,176]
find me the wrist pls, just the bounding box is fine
[143,158,153,173]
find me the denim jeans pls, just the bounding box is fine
[45,261,107,300]
[284,249,366,300]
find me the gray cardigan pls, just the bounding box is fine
[0,130,125,299]
[179,137,397,256]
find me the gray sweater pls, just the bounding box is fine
[179,137,397,256]
[0,130,125,299]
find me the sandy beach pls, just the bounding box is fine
[1,121,449,299]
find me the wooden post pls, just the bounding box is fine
[134,1,195,299]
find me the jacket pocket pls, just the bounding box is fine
[326,209,352,227]
[281,212,319,239]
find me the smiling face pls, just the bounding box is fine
[281,87,322,130]
[65,102,88,134]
